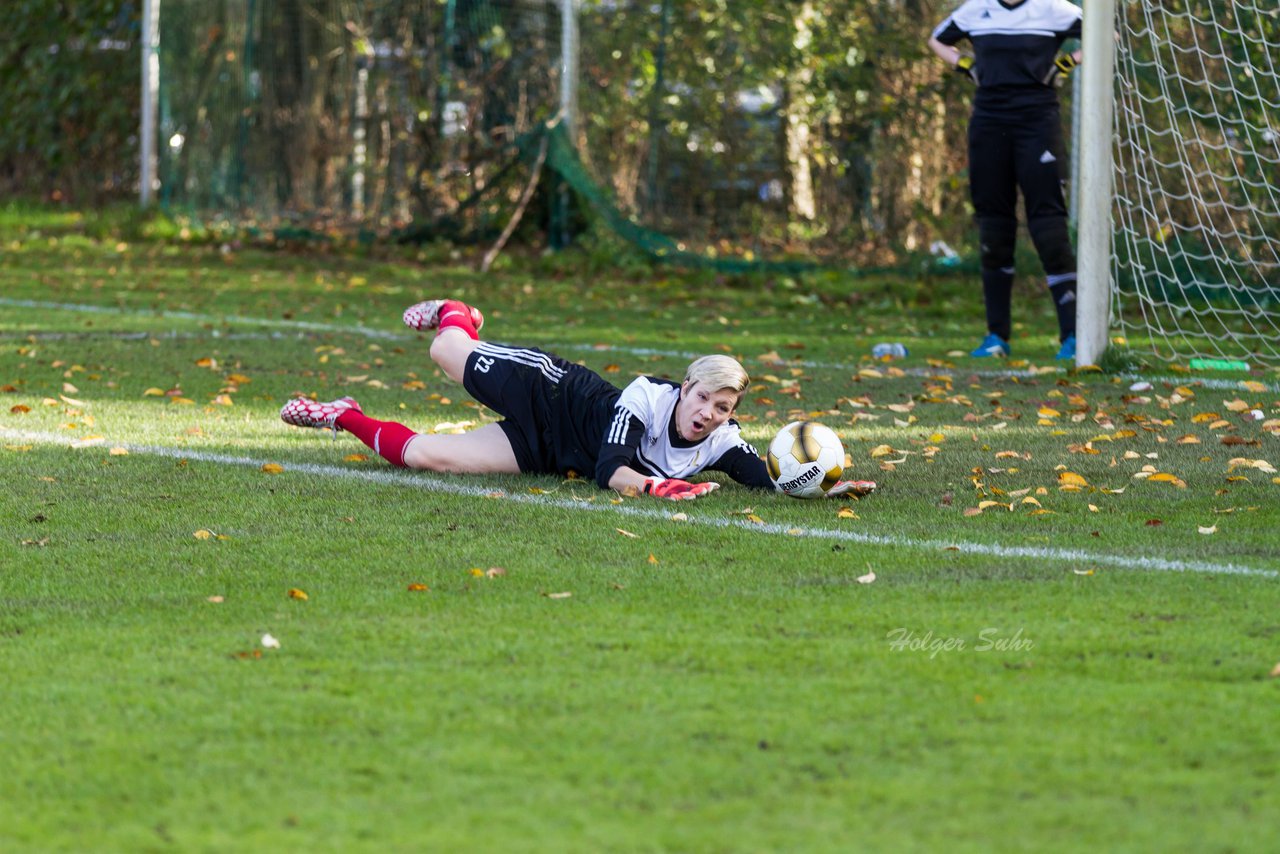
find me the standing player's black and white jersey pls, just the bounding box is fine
[932,0,1082,118]
[595,376,773,490]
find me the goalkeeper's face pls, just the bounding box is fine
[676,381,739,442]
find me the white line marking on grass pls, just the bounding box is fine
[4,428,1274,579]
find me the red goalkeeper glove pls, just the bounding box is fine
[825,480,877,498]
[643,478,720,500]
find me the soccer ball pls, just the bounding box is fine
[766,421,846,499]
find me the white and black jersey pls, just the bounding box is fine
[932,0,1082,117]
[597,376,773,490]
[461,343,773,490]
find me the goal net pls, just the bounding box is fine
[1110,1,1280,367]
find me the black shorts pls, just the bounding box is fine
[463,341,616,477]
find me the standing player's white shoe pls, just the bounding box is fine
[402,299,485,333]
[280,396,362,433]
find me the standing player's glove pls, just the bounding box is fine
[1043,53,1080,84]
[825,480,877,499]
[954,55,978,83]
[643,478,720,500]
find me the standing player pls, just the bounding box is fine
[280,299,875,500]
[928,0,1083,360]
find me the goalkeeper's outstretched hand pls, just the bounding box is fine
[825,480,877,499]
[643,477,720,500]
[1043,52,1081,84]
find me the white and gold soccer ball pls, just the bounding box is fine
[766,421,846,499]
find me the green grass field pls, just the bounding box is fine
[2,206,1278,851]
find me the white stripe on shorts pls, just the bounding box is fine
[475,342,567,384]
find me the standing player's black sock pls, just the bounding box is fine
[981,267,1015,341]
[1048,274,1077,341]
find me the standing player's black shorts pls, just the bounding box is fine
[462,342,622,478]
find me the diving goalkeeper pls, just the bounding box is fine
[280,299,875,500]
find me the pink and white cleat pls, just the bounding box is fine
[402,299,484,333]
[280,396,362,433]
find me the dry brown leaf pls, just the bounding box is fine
[9,404,31,414]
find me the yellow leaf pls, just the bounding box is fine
[343,453,369,462]
[193,529,214,540]
[1021,496,1042,507]
[260,463,284,474]
[195,357,217,368]
[287,588,309,600]
[1191,412,1220,423]
[469,568,485,577]
[226,373,252,385]
[169,397,195,405]
[109,447,128,456]
[978,500,1012,511]
[869,444,896,458]
[746,514,765,525]
[1038,407,1061,418]
[837,507,859,519]
[1176,434,1200,444]
[407,583,430,591]
[1223,399,1250,412]
[1241,380,1267,393]
[647,553,660,564]
[1088,504,1099,512]
[1148,472,1188,488]
[615,528,638,538]
[143,387,166,396]
[928,433,945,444]
[1058,472,1088,487]
[1113,429,1137,439]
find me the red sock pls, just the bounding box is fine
[437,300,478,340]
[335,410,418,467]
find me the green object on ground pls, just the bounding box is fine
[1189,358,1251,371]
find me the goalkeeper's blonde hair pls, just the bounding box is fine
[683,355,750,407]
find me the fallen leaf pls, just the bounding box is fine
[856,570,876,584]
[615,528,638,538]
[407,583,429,591]
[544,591,572,599]
[745,514,765,524]
[836,506,859,519]
[20,537,49,547]
[1058,471,1089,487]
[469,568,485,577]
[1073,568,1096,576]
[486,567,507,578]
[343,453,369,462]
[647,553,659,564]
[261,633,281,649]
[287,588,309,600]
[206,595,224,603]
[193,529,214,540]
[869,444,896,459]
[670,512,688,522]
[1147,472,1188,488]
[260,463,284,474]
[1197,525,1217,535]
[143,387,166,396]
[1270,662,1280,678]
[1145,519,1163,527]
[9,404,30,414]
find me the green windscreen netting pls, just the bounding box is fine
[156,0,977,266]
